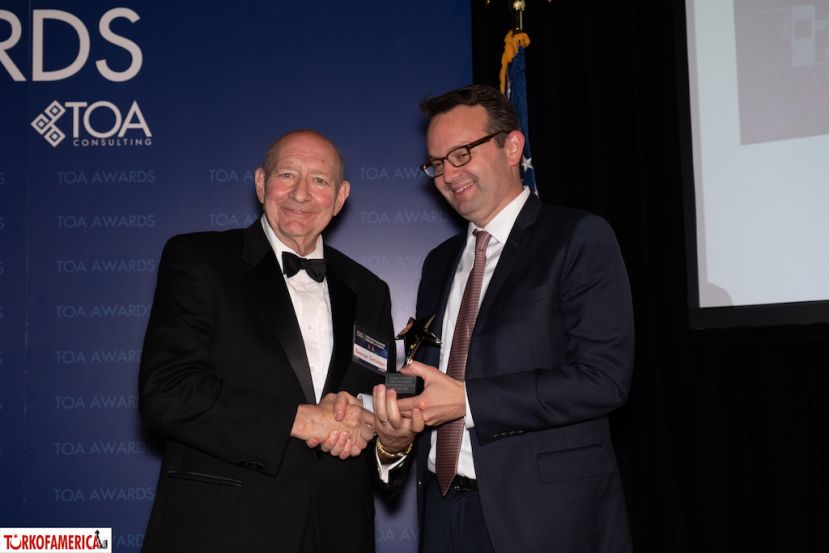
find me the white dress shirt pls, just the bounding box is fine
[261,215,333,403]
[428,186,531,479]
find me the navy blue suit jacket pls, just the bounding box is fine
[413,194,634,553]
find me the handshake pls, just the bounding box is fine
[290,361,466,460]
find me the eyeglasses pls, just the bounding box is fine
[420,131,506,178]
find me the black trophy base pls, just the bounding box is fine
[385,373,423,398]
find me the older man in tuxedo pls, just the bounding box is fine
[372,84,635,553]
[139,130,395,553]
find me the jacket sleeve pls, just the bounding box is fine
[138,235,298,476]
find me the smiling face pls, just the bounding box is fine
[255,131,349,256]
[426,105,524,228]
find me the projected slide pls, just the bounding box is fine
[686,0,829,316]
[735,1,829,144]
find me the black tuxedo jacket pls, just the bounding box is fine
[412,195,634,553]
[139,222,394,553]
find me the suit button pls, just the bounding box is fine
[240,459,265,470]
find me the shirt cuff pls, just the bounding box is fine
[357,393,374,413]
[464,384,475,429]
[376,448,407,483]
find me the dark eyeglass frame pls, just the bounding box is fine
[420,131,507,178]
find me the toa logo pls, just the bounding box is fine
[31,100,151,148]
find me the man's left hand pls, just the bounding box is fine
[396,361,466,427]
[373,383,423,458]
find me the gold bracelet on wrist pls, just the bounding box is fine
[376,439,412,461]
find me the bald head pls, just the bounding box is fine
[254,129,351,256]
[261,130,345,184]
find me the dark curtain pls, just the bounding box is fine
[470,1,829,551]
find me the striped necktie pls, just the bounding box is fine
[435,229,491,495]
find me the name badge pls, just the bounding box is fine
[353,323,389,374]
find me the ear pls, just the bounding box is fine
[333,180,350,216]
[504,130,525,167]
[254,168,266,204]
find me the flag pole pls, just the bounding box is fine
[511,1,526,31]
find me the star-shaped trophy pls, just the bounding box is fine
[386,314,441,397]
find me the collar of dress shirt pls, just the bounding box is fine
[260,215,325,273]
[468,186,531,244]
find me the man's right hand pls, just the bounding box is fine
[291,392,375,460]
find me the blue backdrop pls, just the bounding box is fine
[0,1,471,551]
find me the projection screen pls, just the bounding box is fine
[681,0,829,327]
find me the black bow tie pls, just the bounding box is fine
[282,252,326,282]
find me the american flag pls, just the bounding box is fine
[500,30,537,194]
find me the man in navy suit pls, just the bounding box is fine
[140,130,394,552]
[372,84,634,553]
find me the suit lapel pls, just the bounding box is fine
[417,235,465,367]
[476,194,541,321]
[322,260,356,396]
[241,223,316,404]
[419,196,540,368]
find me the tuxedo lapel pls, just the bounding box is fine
[241,223,316,404]
[322,266,355,396]
[476,194,541,321]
